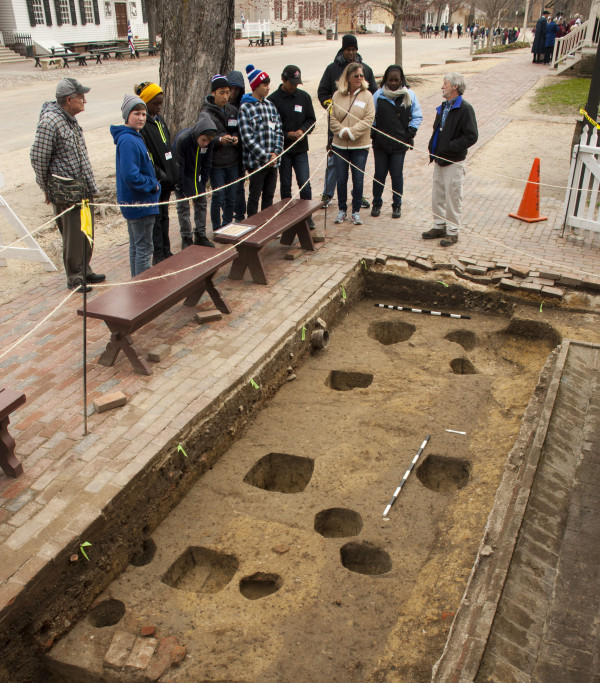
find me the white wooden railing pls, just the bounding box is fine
[550,20,590,69]
[234,21,271,37]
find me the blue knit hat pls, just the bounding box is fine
[246,64,269,91]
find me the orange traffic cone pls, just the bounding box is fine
[509,158,547,223]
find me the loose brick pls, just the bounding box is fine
[104,631,136,671]
[582,278,600,291]
[528,271,540,278]
[468,275,493,285]
[509,265,529,279]
[375,253,388,264]
[125,636,157,670]
[195,310,223,324]
[146,344,171,363]
[145,654,171,681]
[414,258,434,271]
[141,625,156,637]
[500,278,520,291]
[93,391,127,414]
[458,256,477,265]
[559,275,582,287]
[541,285,564,299]
[284,249,303,261]
[520,282,542,294]
[449,257,465,272]
[530,277,556,287]
[491,272,506,284]
[476,260,496,269]
[466,265,488,276]
[537,270,561,280]
[312,233,325,243]
[433,261,453,270]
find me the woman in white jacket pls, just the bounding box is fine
[329,62,375,225]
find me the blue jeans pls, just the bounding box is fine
[175,187,207,237]
[333,148,368,213]
[210,164,238,230]
[279,151,312,199]
[127,214,155,277]
[323,154,337,198]
[372,148,406,207]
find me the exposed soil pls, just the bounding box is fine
[47,296,600,682]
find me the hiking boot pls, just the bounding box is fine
[361,197,370,209]
[181,235,193,249]
[195,234,215,248]
[371,205,381,217]
[68,279,92,293]
[307,216,316,230]
[321,194,332,208]
[422,226,447,239]
[440,234,458,247]
[87,273,106,283]
[392,205,402,219]
[351,212,363,225]
[334,211,347,224]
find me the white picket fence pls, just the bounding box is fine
[234,21,271,37]
[562,125,600,239]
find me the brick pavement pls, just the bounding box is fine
[0,49,599,672]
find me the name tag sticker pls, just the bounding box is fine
[165,151,172,160]
[201,148,207,154]
[228,119,238,126]
[354,100,366,109]
[294,104,303,113]
[267,120,276,130]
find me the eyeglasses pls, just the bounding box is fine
[351,74,364,78]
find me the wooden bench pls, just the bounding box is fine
[0,388,26,478]
[61,52,102,67]
[134,46,159,57]
[213,198,320,285]
[77,245,237,375]
[247,30,284,47]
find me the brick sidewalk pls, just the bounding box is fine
[0,50,598,632]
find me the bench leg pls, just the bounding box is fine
[98,329,152,375]
[280,220,315,251]
[229,244,268,285]
[0,416,24,478]
[183,275,231,314]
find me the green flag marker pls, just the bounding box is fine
[250,378,259,389]
[177,444,188,458]
[80,541,92,562]
[341,284,346,299]
[361,259,368,270]
[301,326,306,341]
[540,301,543,313]
[437,281,449,287]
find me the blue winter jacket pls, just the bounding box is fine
[110,124,160,219]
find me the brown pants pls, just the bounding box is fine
[54,203,94,287]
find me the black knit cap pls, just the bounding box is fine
[211,74,230,91]
[342,34,358,50]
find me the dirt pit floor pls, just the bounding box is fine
[46,298,594,682]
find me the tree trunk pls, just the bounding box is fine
[146,0,156,47]
[393,15,403,65]
[160,0,235,134]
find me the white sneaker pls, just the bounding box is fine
[334,211,347,224]
[351,212,363,225]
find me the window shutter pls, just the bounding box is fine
[69,0,77,24]
[141,0,147,22]
[53,0,63,25]
[26,0,37,25]
[43,0,53,24]
[92,0,100,24]
[78,0,86,24]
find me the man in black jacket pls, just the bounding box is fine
[317,34,377,208]
[136,82,177,264]
[422,72,478,246]
[268,65,317,229]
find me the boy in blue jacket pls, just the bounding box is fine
[110,94,160,276]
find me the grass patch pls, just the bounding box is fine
[473,41,530,55]
[532,78,590,116]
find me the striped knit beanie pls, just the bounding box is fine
[246,64,269,91]
[211,74,230,91]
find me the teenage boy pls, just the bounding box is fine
[227,70,247,221]
[202,75,240,232]
[173,111,217,247]
[110,94,160,276]
[238,64,284,217]
[268,65,316,229]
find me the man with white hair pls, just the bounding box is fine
[422,72,478,246]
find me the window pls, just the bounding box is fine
[83,0,94,22]
[274,0,282,20]
[32,0,46,23]
[287,0,294,20]
[59,0,71,23]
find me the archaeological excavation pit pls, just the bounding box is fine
[45,278,584,683]
[450,356,478,374]
[87,599,125,629]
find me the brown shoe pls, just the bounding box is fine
[440,234,458,246]
[422,226,447,239]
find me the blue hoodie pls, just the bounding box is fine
[110,124,160,219]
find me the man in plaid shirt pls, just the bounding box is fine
[31,77,104,292]
[238,64,284,217]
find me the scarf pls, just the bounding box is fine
[383,85,411,108]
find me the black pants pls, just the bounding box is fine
[247,167,278,217]
[152,184,173,261]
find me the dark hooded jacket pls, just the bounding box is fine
[226,70,246,107]
[317,50,377,108]
[140,113,177,188]
[201,95,239,169]
[172,111,217,198]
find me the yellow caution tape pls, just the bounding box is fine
[579,108,600,130]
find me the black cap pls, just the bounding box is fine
[542,9,550,13]
[342,34,358,50]
[282,65,302,84]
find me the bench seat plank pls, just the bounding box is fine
[0,388,26,478]
[77,246,236,375]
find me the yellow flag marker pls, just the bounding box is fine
[80,200,93,245]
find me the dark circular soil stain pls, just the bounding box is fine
[368,320,416,345]
[314,508,363,538]
[88,599,125,628]
[130,538,157,567]
[244,453,314,493]
[450,357,477,375]
[327,370,374,391]
[340,541,392,575]
[416,455,471,493]
[239,572,282,600]
[162,547,239,594]
[445,329,477,351]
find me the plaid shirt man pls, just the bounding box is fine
[31,101,98,200]
[238,97,284,170]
